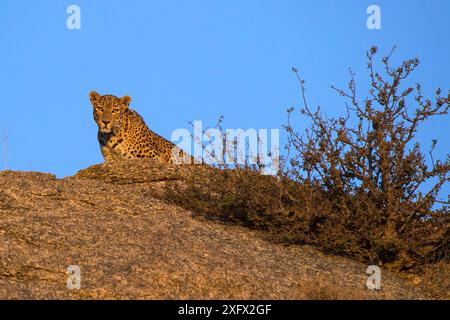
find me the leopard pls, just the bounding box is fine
[89,91,193,164]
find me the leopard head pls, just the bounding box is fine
[89,91,131,134]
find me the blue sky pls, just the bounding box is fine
[0,0,449,198]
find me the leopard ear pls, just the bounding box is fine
[89,91,100,104]
[120,95,131,108]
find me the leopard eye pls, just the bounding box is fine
[112,109,119,113]
[97,107,104,112]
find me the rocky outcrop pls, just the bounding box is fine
[0,160,425,299]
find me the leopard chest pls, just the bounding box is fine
[98,132,127,159]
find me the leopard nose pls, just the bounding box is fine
[102,120,111,125]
